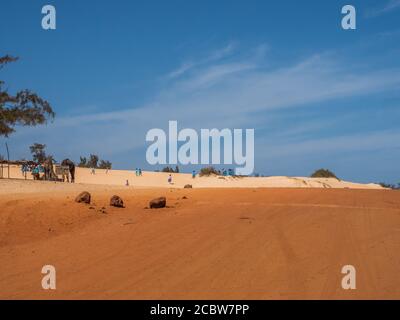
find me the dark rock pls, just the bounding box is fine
[149,197,166,209]
[75,191,91,204]
[110,195,124,208]
[184,184,193,188]
[182,196,188,199]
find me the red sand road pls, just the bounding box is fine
[0,182,400,299]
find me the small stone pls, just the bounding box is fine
[75,191,91,204]
[110,195,124,208]
[149,197,166,209]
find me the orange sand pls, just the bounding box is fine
[0,179,399,299]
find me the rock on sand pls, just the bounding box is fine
[149,197,166,209]
[110,195,124,208]
[75,191,91,204]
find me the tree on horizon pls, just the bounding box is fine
[78,154,112,169]
[29,143,47,163]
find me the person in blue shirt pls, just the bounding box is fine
[32,165,40,180]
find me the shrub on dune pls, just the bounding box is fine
[310,168,339,180]
[199,166,221,177]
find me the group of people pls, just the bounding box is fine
[167,170,196,185]
[19,158,76,182]
[21,163,44,180]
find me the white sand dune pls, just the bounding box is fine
[1,164,384,189]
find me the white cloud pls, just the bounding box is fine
[166,42,237,79]
[167,62,195,79]
[366,0,400,17]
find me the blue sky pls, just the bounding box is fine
[1,0,400,183]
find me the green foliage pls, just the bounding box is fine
[78,154,112,169]
[87,154,99,168]
[199,166,221,177]
[162,166,179,173]
[78,156,88,168]
[98,159,112,170]
[29,143,47,163]
[310,168,338,179]
[0,55,55,136]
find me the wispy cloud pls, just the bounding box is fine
[167,62,196,79]
[167,42,237,79]
[365,0,400,17]
[7,43,400,180]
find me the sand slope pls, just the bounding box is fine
[0,179,399,299]
[2,165,384,189]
